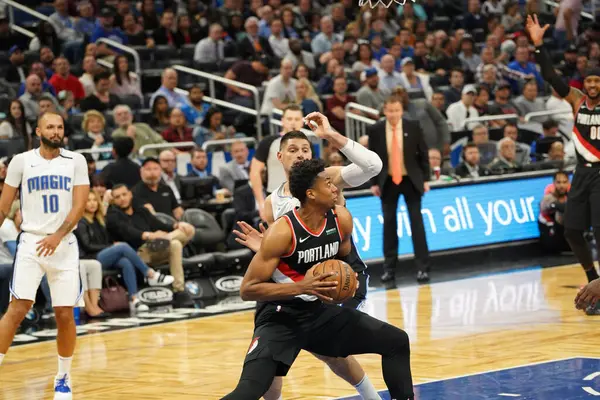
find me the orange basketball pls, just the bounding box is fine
[308,259,357,304]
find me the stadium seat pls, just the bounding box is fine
[182,253,217,279]
[154,212,177,227]
[181,44,196,61]
[154,45,178,61]
[214,249,253,274]
[141,70,164,94]
[182,209,226,251]
[137,108,153,123]
[220,208,236,235]
[131,46,154,62]
[472,29,485,44]
[432,16,452,32]
[121,94,143,111]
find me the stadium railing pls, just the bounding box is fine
[201,137,257,151]
[96,38,141,77]
[173,65,263,140]
[464,114,520,126]
[345,103,379,141]
[523,109,572,122]
[1,0,49,25]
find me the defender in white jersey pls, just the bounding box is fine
[0,113,89,400]
[234,113,384,400]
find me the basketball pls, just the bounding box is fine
[308,259,357,304]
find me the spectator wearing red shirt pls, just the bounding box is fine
[161,108,194,153]
[325,76,355,135]
[48,57,85,101]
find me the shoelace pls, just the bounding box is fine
[55,374,71,393]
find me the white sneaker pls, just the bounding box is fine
[130,299,149,312]
[147,272,175,287]
[54,374,72,400]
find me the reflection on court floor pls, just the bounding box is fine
[336,357,600,400]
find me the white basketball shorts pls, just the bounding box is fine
[10,232,82,307]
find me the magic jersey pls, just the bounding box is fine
[270,182,301,220]
[572,96,600,163]
[4,148,89,235]
[272,208,343,304]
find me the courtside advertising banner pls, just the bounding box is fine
[346,175,553,261]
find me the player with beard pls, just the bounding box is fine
[0,112,89,399]
[527,16,600,313]
[223,159,413,400]
[234,112,383,399]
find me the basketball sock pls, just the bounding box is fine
[586,268,600,283]
[58,356,72,376]
[354,375,380,400]
[0,353,4,365]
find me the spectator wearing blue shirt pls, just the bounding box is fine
[179,85,211,125]
[91,8,129,58]
[311,16,342,57]
[508,46,544,95]
[397,28,415,59]
[258,5,273,38]
[18,62,56,97]
[150,68,189,108]
[370,33,388,61]
[74,2,97,37]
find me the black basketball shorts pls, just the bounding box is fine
[564,166,600,230]
[244,301,382,376]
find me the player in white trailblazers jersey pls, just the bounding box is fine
[0,113,89,400]
[234,113,384,400]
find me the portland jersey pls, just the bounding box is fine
[4,148,89,235]
[271,182,301,220]
[272,208,343,304]
[572,97,600,163]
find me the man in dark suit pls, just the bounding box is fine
[237,17,275,64]
[368,95,431,285]
[218,141,250,192]
[454,143,491,179]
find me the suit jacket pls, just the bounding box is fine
[454,163,490,179]
[218,160,249,192]
[367,118,430,194]
[233,184,259,223]
[237,35,275,63]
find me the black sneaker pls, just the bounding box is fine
[585,302,600,316]
[173,291,195,307]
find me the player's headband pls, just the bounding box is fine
[584,67,600,79]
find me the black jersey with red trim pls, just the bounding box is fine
[572,96,600,164]
[270,208,344,305]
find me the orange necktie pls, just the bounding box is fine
[391,125,403,185]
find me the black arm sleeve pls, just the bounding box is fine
[534,45,571,98]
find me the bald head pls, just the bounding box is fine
[26,74,42,95]
[281,59,294,79]
[162,68,178,90]
[381,54,395,73]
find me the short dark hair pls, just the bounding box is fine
[554,170,569,181]
[462,142,479,158]
[384,94,403,106]
[112,137,135,159]
[280,130,311,150]
[542,119,559,130]
[281,104,302,117]
[504,122,518,131]
[289,158,326,204]
[191,147,206,157]
[141,157,160,167]
[94,71,111,84]
[450,68,464,77]
[112,183,129,192]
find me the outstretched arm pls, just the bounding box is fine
[527,14,583,109]
[304,112,383,189]
[240,218,337,302]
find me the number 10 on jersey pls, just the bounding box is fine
[42,194,59,213]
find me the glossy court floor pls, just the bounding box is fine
[2,264,600,399]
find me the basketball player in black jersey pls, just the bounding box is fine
[527,16,600,312]
[222,159,414,400]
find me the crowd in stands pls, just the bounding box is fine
[0,0,599,315]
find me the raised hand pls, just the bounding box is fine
[526,14,550,46]
[304,112,332,139]
[233,221,264,253]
